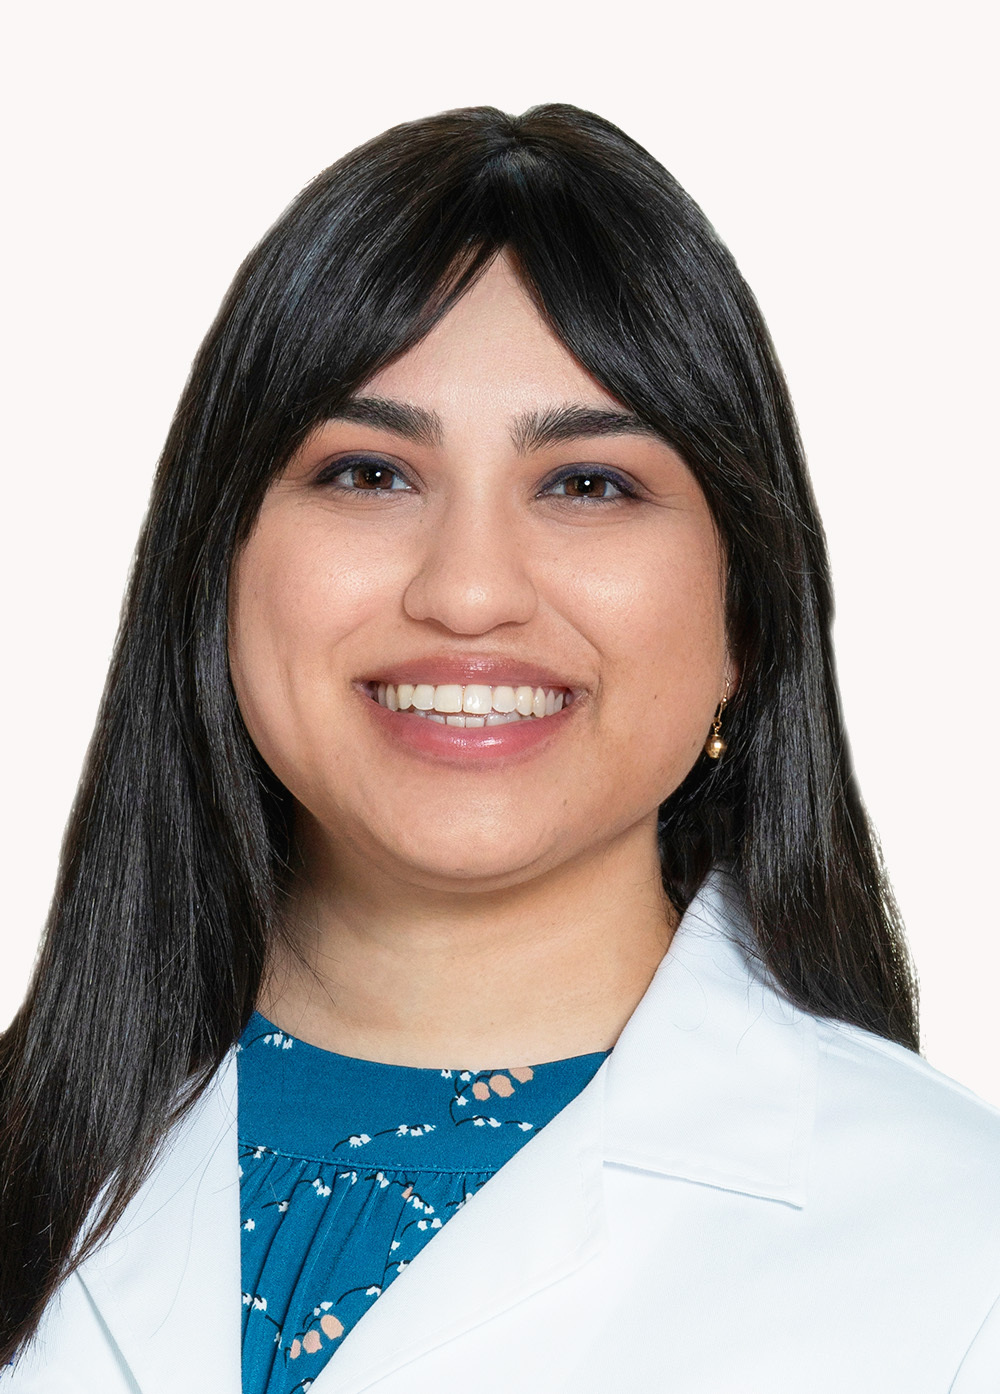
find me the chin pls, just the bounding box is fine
[391,833,557,889]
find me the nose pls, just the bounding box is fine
[402,494,538,635]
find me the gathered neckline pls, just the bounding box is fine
[243,1009,612,1076]
[237,1009,611,1171]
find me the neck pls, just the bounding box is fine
[258,815,678,1069]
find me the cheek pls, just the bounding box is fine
[563,529,726,780]
[227,513,390,767]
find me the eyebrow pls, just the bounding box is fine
[325,397,662,453]
[326,396,443,447]
[511,405,662,453]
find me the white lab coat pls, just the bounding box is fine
[8,870,1000,1392]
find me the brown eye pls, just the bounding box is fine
[347,465,397,489]
[321,457,410,492]
[563,474,610,497]
[546,470,632,501]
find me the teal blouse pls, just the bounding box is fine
[238,1011,610,1393]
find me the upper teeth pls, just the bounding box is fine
[373,682,568,720]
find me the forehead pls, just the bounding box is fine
[359,253,623,420]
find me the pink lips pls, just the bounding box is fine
[363,695,575,762]
[356,659,582,764]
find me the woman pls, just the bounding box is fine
[1,103,998,1392]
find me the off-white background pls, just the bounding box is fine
[2,1,997,1102]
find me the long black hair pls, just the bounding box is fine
[0,103,918,1362]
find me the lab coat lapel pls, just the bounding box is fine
[74,1051,242,1394]
[308,1060,608,1394]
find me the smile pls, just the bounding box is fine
[366,682,574,726]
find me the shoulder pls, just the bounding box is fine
[815,1013,1000,1142]
[810,1012,1000,1212]
[795,1013,1000,1358]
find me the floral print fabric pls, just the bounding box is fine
[238,1011,609,1394]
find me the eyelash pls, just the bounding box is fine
[316,456,640,503]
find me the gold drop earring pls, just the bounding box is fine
[704,687,730,760]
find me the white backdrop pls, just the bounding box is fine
[2,0,997,1102]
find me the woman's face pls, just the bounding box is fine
[229,254,731,893]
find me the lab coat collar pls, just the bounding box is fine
[602,865,817,1208]
[73,865,817,1394]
